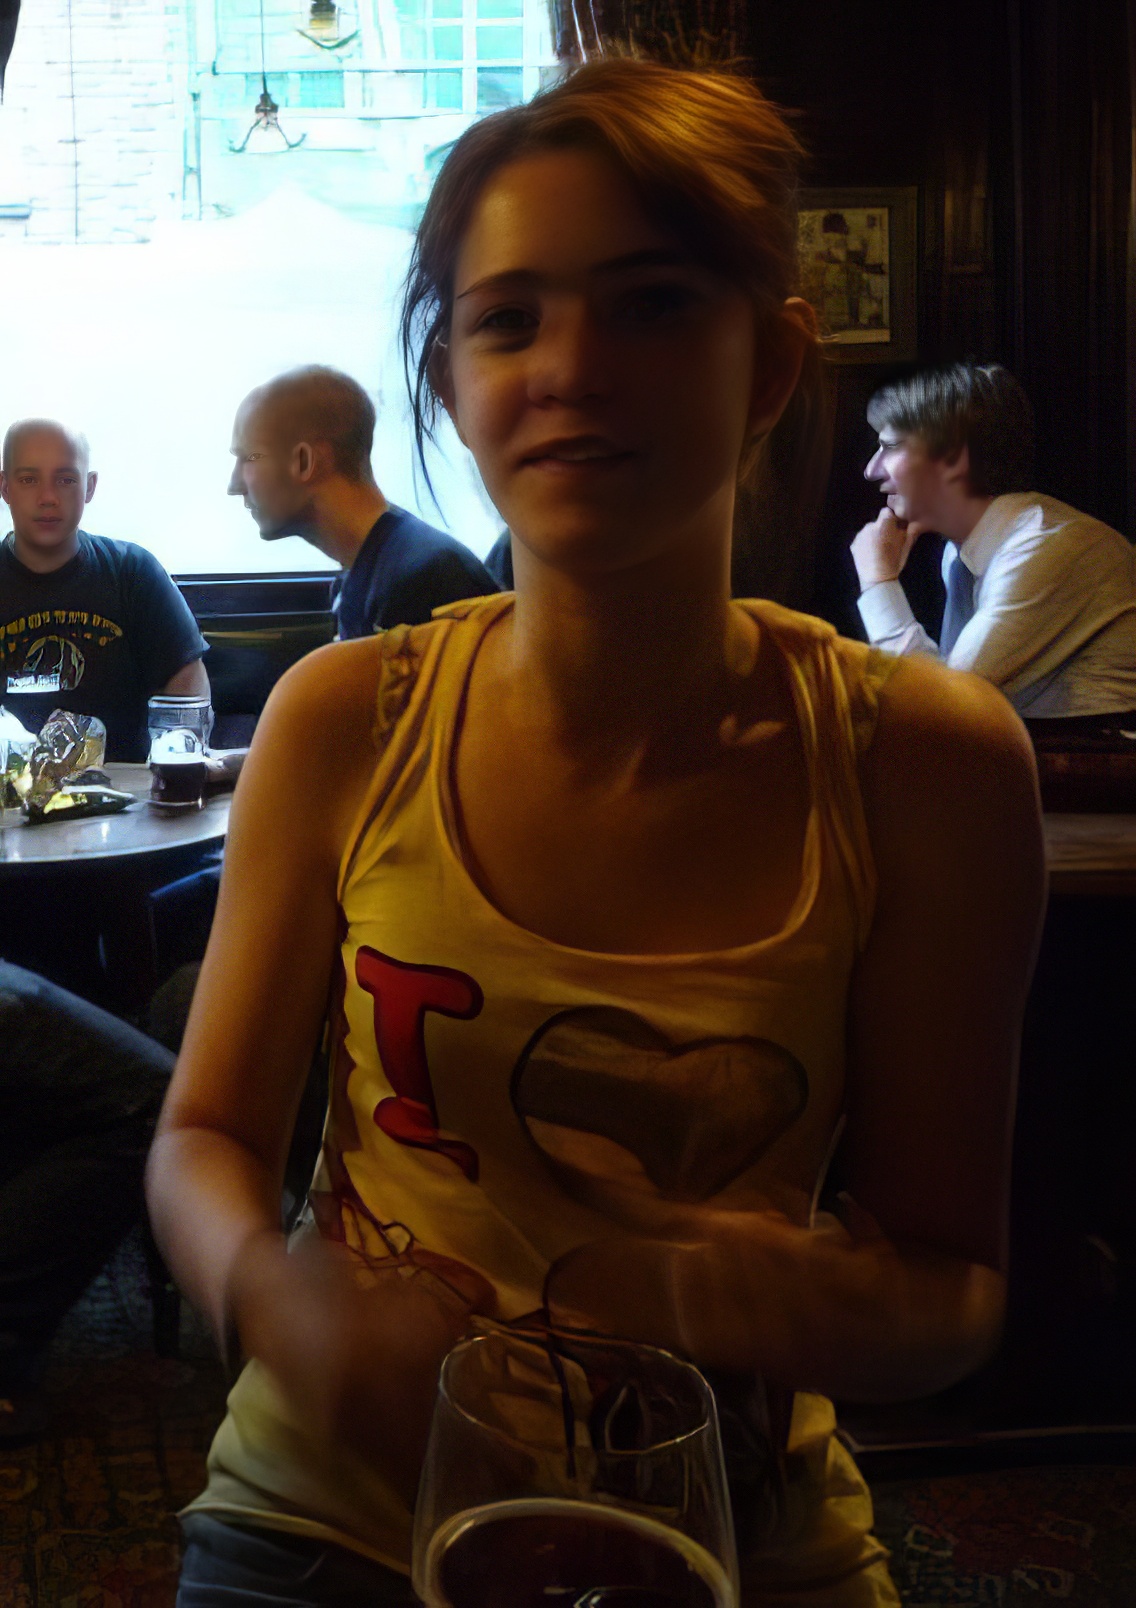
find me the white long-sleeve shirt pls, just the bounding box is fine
[857,492,1136,717]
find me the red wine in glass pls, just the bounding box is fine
[421,1499,733,1608]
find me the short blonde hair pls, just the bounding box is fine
[867,363,1035,497]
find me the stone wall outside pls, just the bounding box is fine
[0,0,187,244]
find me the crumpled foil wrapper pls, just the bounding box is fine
[0,706,37,807]
[24,775,134,825]
[26,710,108,807]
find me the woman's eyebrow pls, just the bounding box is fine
[455,247,694,301]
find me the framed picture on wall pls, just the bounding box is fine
[797,187,918,363]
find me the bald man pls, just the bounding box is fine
[0,420,208,760]
[228,366,496,638]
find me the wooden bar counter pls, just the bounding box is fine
[1043,812,1136,898]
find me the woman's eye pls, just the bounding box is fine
[617,284,698,324]
[478,306,537,335]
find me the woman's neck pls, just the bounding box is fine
[502,536,753,779]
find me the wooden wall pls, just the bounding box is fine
[738,0,1135,633]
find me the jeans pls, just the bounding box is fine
[149,847,224,979]
[178,1514,419,1606]
[0,961,173,1391]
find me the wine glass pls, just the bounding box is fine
[412,1327,739,1608]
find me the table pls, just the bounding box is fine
[1044,812,1136,897]
[0,764,231,1009]
[0,763,230,873]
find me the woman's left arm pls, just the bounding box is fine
[815,653,1046,1394]
[549,657,1047,1402]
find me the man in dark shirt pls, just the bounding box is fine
[228,366,496,638]
[0,419,208,760]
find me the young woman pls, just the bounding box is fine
[148,59,1046,1607]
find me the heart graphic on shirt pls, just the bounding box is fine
[511,1006,808,1205]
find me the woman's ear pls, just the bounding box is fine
[430,338,469,448]
[746,296,818,441]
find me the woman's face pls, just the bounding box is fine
[441,145,777,576]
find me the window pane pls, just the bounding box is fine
[298,71,345,108]
[432,24,464,58]
[1,0,554,575]
[477,66,523,108]
[477,24,523,58]
[380,71,425,111]
[426,138,458,178]
[214,73,248,109]
[427,69,463,109]
[245,72,290,104]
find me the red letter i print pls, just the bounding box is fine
[354,947,483,1180]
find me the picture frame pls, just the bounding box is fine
[797,186,918,364]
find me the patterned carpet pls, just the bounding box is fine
[0,1229,226,1608]
[2,1232,1135,1604]
[0,1352,228,1607]
[872,1466,1136,1604]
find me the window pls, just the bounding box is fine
[244,72,290,102]
[477,68,523,110]
[298,69,346,106]
[388,0,548,117]
[0,0,555,575]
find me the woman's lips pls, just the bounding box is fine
[524,454,633,473]
[520,441,634,474]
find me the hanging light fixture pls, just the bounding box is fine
[230,81,306,152]
[306,0,339,41]
[231,0,306,152]
[298,0,358,51]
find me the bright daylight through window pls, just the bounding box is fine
[0,0,556,575]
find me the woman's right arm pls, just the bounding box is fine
[144,635,385,1353]
[147,635,491,1488]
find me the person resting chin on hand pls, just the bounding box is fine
[849,363,1136,723]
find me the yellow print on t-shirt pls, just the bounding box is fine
[2,611,124,653]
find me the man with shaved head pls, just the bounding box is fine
[229,366,495,637]
[0,419,208,759]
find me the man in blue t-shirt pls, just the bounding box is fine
[228,366,496,638]
[0,427,205,1433]
[0,419,208,760]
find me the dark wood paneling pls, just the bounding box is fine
[1011,0,1131,534]
[551,2,1134,627]
[175,572,337,617]
[174,573,337,721]
[746,0,1133,629]
[746,0,1012,633]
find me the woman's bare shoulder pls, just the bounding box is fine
[265,633,384,723]
[227,636,388,864]
[861,654,1043,900]
[870,653,1036,794]
[260,636,386,755]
